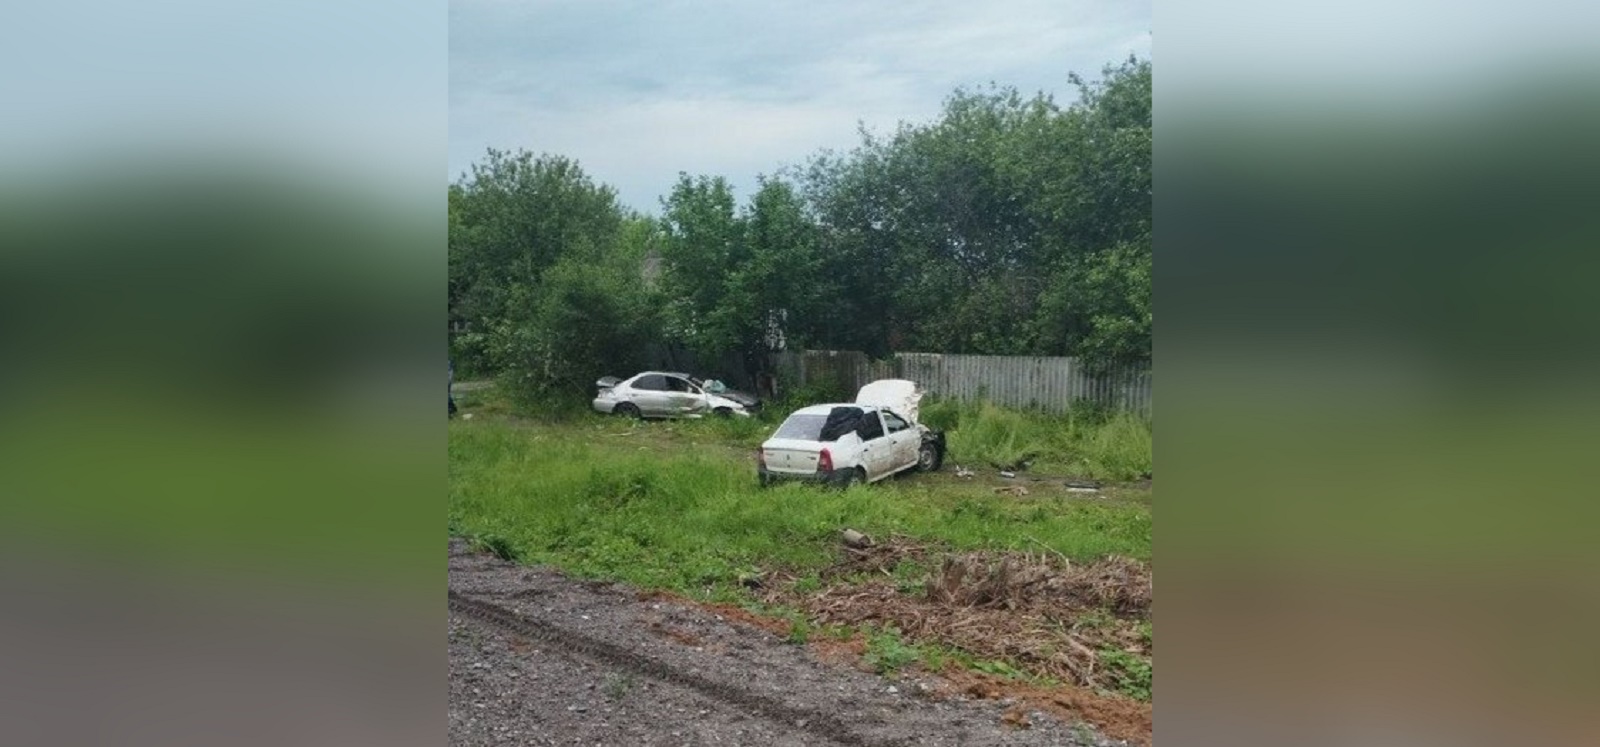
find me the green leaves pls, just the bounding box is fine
[791,56,1152,363]
[450,55,1153,395]
[450,149,655,401]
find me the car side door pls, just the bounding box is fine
[880,410,919,472]
[663,375,707,417]
[854,410,893,480]
[628,374,670,416]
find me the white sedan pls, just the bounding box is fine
[758,379,945,487]
[593,371,759,419]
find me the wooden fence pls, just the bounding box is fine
[773,350,1151,418]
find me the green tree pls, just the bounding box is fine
[657,173,745,357]
[1020,57,1152,363]
[449,149,625,371]
[488,249,659,402]
[789,56,1152,363]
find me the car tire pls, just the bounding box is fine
[837,467,864,490]
[714,407,733,418]
[614,402,642,419]
[916,441,943,472]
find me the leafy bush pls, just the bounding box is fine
[488,255,660,407]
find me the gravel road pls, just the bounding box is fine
[448,538,1126,746]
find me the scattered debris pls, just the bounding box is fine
[955,466,975,478]
[840,529,874,549]
[764,539,1152,695]
[1064,480,1102,490]
[1065,487,1098,494]
[1024,535,1072,566]
[1000,705,1033,729]
[998,471,1016,479]
[994,485,1030,497]
[462,413,475,420]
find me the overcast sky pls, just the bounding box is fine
[450,0,1151,214]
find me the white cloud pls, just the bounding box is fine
[450,0,1151,212]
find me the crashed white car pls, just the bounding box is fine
[592,371,759,419]
[757,379,945,488]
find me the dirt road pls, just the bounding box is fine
[448,539,1127,746]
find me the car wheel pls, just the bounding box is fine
[916,442,943,472]
[714,407,733,418]
[837,468,864,490]
[614,402,642,419]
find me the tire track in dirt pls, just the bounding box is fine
[447,589,902,747]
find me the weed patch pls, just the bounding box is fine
[927,397,1151,480]
[864,626,920,675]
[1098,647,1153,701]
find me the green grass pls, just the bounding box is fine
[448,417,1150,598]
[924,398,1152,480]
[864,625,921,675]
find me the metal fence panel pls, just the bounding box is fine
[775,350,1151,418]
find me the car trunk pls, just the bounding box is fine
[761,438,823,475]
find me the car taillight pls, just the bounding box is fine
[817,448,833,473]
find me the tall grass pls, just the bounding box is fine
[457,381,1152,481]
[448,419,1150,597]
[925,398,1152,480]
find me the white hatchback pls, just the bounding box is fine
[758,380,945,487]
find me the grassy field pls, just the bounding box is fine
[920,397,1153,479]
[448,385,1153,699]
[449,419,1150,592]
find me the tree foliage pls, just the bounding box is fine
[447,56,1152,402]
[448,150,645,398]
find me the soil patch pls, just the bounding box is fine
[451,538,1133,746]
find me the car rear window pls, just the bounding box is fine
[773,407,864,441]
[773,414,828,440]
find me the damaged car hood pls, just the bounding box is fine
[714,389,760,407]
[855,379,923,423]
